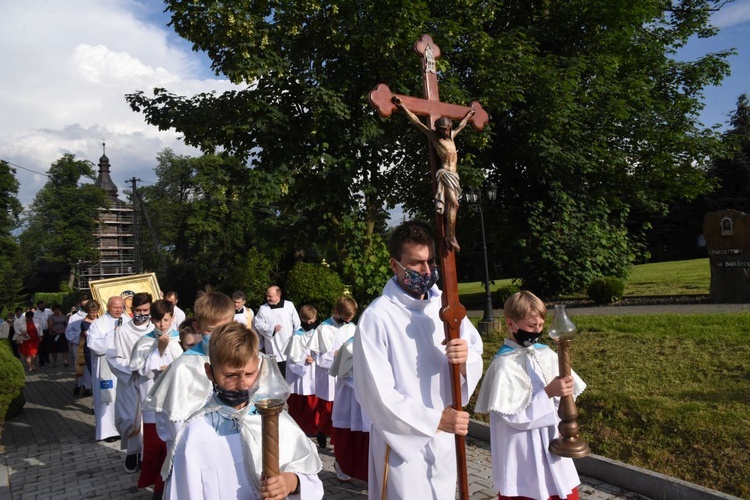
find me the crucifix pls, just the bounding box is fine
[368,34,488,500]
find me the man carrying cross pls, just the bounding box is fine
[392,97,476,253]
[353,221,483,499]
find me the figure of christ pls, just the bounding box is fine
[393,96,476,252]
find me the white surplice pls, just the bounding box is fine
[308,317,354,401]
[87,313,122,440]
[330,337,371,432]
[475,339,586,499]
[284,327,317,395]
[353,277,483,500]
[129,329,183,425]
[143,337,212,445]
[107,318,152,453]
[253,300,300,361]
[165,396,323,499]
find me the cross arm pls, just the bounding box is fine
[368,83,489,131]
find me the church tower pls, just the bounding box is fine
[77,143,137,289]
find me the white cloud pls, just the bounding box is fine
[0,0,243,206]
[712,0,750,29]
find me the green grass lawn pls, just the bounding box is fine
[624,258,709,296]
[458,258,710,302]
[468,311,750,498]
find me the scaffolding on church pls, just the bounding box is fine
[76,144,137,291]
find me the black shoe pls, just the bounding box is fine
[317,432,327,449]
[83,389,92,397]
[103,435,120,443]
[152,491,163,500]
[73,386,81,396]
[124,454,139,473]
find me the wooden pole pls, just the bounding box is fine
[368,34,489,500]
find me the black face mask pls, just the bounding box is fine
[334,317,351,325]
[512,323,543,347]
[301,320,318,332]
[210,366,251,407]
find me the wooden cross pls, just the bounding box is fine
[368,34,488,500]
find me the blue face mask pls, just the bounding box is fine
[210,366,251,407]
[395,260,439,296]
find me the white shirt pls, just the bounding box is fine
[234,306,254,326]
[65,310,87,343]
[33,308,52,329]
[170,305,186,332]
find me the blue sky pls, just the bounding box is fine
[676,0,750,128]
[1,0,749,208]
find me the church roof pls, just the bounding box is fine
[94,143,120,201]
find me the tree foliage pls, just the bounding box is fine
[285,261,345,316]
[137,149,289,302]
[0,160,22,307]
[19,154,107,291]
[126,0,733,297]
[706,94,750,210]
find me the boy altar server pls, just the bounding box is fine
[328,297,370,482]
[353,221,483,499]
[130,299,182,499]
[475,291,586,500]
[164,322,323,499]
[306,297,357,450]
[282,305,319,437]
[144,291,236,447]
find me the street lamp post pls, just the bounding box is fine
[464,181,498,335]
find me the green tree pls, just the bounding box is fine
[707,94,750,210]
[19,154,108,290]
[0,160,22,307]
[138,149,286,292]
[127,0,732,297]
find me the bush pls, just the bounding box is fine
[495,284,521,307]
[587,277,625,305]
[0,340,25,422]
[34,292,68,308]
[285,262,345,316]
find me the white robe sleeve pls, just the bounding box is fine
[500,389,559,431]
[353,314,443,462]
[156,412,183,446]
[253,306,275,340]
[86,319,110,356]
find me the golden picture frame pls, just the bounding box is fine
[89,273,162,318]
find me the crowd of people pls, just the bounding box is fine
[0,220,587,500]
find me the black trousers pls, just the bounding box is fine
[39,330,51,363]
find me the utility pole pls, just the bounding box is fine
[129,177,142,274]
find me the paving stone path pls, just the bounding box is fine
[1,364,646,499]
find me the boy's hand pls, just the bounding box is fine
[157,331,170,355]
[545,375,574,398]
[305,355,314,364]
[260,472,298,499]
[437,406,469,436]
[442,338,468,365]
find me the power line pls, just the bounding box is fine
[1,157,158,186]
[0,158,49,177]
